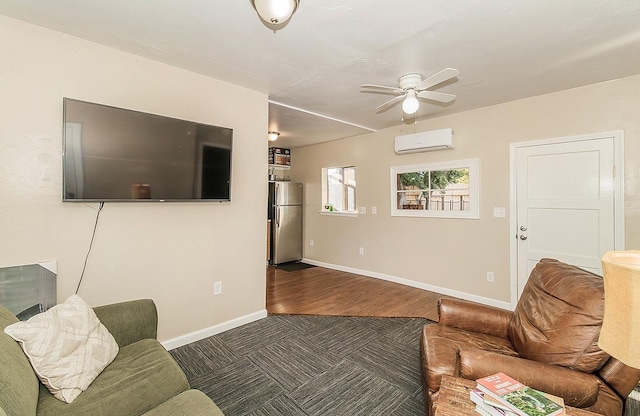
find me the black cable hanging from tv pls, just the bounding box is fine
[75,202,104,294]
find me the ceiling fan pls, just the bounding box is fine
[361,68,460,115]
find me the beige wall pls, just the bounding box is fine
[293,75,640,306]
[0,17,268,342]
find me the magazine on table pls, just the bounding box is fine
[475,372,565,416]
[476,403,513,416]
[470,388,518,416]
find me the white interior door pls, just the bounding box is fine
[512,133,623,300]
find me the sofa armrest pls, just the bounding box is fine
[93,299,158,348]
[438,298,512,339]
[458,348,601,408]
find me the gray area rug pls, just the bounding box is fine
[626,388,640,416]
[170,315,431,416]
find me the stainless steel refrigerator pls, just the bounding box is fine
[268,182,303,265]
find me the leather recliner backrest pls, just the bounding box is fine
[508,258,610,373]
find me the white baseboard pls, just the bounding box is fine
[301,258,513,311]
[162,261,511,350]
[161,309,268,350]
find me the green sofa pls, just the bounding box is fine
[0,299,224,416]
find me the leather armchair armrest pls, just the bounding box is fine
[438,298,512,339]
[458,348,600,408]
[93,299,158,347]
[598,358,640,399]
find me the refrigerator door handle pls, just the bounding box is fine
[275,206,280,228]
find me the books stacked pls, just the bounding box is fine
[470,372,565,416]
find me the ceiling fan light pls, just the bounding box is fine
[268,131,280,141]
[402,90,419,114]
[252,0,299,28]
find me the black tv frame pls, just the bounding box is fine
[62,98,233,202]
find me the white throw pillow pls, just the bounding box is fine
[3,294,119,403]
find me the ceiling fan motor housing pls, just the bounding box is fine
[398,73,423,90]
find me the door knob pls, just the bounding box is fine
[520,226,527,232]
[519,234,528,240]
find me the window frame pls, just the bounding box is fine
[390,158,480,219]
[321,166,357,215]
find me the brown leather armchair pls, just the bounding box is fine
[420,258,640,416]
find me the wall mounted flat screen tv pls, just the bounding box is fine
[63,98,232,202]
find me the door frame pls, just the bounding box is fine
[508,130,625,307]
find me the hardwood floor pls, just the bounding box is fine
[266,264,456,322]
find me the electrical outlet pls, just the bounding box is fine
[486,272,495,283]
[214,281,223,295]
[359,247,364,255]
[371,206,377,214]
[309,239,314,246]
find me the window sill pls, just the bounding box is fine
[391,211,480,219]
[319,211,358,217]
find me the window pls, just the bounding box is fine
[322,166,356,213]
[390,159,479,219]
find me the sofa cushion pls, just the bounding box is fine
[142,390,224,416]
[508,258,610,373]
[0,305,40,416]
[421,324,517,392]
[36,338,190,416]
[4,295,119,403]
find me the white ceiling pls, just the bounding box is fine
[2,1,640,149]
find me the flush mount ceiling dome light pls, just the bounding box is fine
[268,131,280,141]
[251,0,300,31]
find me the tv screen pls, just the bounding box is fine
[62,98,232,202]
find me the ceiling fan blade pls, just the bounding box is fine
[417,90,456,103]
[417,68,460,90]
[375,95,405,112]
[361,84,403,94]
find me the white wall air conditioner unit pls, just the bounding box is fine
[394,128,454,154]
